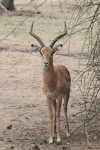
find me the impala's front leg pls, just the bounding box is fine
[56,96,62,143]
[52,99,56,138]
[46,98,53,144]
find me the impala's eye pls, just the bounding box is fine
[40,51,43,56]
[40,50,43,56]
[51,53,53,56]
[51,51,54,56]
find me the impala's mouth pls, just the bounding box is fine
[43,62,49,68]
[43,64,49,68]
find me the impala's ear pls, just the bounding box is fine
[54,44,63,51]
[51,44,63,55]
[31,44,43,55]
[31,44,41,52]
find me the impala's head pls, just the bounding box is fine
[41,46,63,69]
[29,21,67,69]
[41,47,53,69]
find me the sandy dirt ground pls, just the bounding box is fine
[0,0,100,150]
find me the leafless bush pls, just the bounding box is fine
[68,0,100,144]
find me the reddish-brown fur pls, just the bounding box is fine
[29,21,71,144]
[41,47,71,144]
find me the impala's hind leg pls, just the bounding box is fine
[64,93,70,137]
[52,100,56,138]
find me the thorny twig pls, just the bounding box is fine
[70,1,100,143]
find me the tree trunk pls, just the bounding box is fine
[1,0,15,11]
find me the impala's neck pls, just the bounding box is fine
[42,64,56,92]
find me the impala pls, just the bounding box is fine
[29,21,71,144]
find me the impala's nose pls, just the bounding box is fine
[44,62,49,68]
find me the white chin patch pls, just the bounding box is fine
[44,65,49,68]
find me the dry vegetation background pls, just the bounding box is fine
[0,0,100,150]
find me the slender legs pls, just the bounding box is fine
[46,98,53,144]
[56,96,62,143]
[46,93,70,144]
[64,94,70,137]
[52,100,56,138]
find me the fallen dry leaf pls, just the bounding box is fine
[7,124,12,129]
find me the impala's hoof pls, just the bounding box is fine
[57,140,62,145]
[57,137,61,145]
[49,139,53,144]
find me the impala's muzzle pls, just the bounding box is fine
[43,62,49,68]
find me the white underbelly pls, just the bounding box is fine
[46,92,65,100]
[46,92,58,100]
